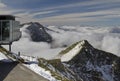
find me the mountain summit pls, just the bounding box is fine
[22,22,52,43]
[38,40,120,81]
[64,40,120,81]
[58,40,93,62]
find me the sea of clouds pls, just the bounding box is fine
[8,25,120,59]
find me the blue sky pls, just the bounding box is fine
[1,0,120,26]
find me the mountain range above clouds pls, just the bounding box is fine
[11,22,120,59]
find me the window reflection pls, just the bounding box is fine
[0,21,10,41]
[2,21,10,41]
[0,21,2,41]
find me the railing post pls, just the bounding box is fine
[9,43,12,52]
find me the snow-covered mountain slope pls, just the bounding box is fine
[60,40,91,62]
[63,40,120,81]
[38,58,76,81]
[38,40,120,81]
[20,55,57,81]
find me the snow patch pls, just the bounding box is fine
[61,41,85,62]
[0,52,12,62]
[22,55,57,81]
[0,52,8,60]
[24,64,57,81]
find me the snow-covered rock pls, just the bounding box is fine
[38,40,120,81]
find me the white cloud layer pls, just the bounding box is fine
[5,25,120,59]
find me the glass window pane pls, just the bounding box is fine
[2,21,10,41]
[0,21,2,41]
[12,21,21,41]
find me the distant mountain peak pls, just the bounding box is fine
[21,22,52,43]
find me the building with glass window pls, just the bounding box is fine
[0,15,21,45]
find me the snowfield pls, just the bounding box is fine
[24,64,56,81]
[61,40,85,62]
[21,55,57,81]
